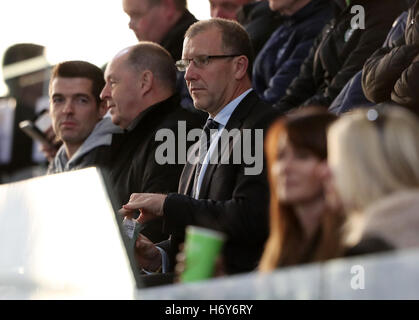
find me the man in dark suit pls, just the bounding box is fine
[121,19,273,275]
[100,42,203,244]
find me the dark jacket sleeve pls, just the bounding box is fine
[328,70,374,114]
[362,3,419,104]
[259,34,321,103]
[329,11,409,114]
[162,141,270,247]
[161,110,272,246]
[273,33,322,113]
[162,148,270,274]
[307,17,402,107]
[391,53,419,111]
[362,43,419,103]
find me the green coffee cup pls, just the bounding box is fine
[181,226,225,283]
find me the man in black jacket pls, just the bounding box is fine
[274,0,407,114]
[101,42,203,243]
[121,19,274,276]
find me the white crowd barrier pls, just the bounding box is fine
[1,168,418,299]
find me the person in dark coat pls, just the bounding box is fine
[209,0,252,20]
[210,1,281,57]
[329,10,408,114]
[100,43,203,244]
[120,19,274,276]
[253,0,332,104]
[362,0,419,117]
[122,0,201,116]
[273,0,407,114]
[237,0,283,57]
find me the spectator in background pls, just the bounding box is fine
[211,1,282,57]
[101,42,203,243]
[0,43,50,182]
[237,1,283,56]
[253,0,332,104]
[328,10,409,115]
[47,61,122,174]
[259,108,343,272]
[362,0,419,118]
[209,0,252,20]
[122,0,201,115]
[274,0,407,114]
[325,106,419,256]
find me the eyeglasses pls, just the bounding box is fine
[175,54,241,72]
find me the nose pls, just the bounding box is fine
[62,100,75,114]
[128,19,134,31]
[100,83,110,101]
[184,61,199,82]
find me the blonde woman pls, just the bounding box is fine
[326,105,419,255]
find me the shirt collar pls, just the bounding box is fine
[212,89,252,127]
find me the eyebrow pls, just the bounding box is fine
[51,93,91,99]
[74,93,91,99]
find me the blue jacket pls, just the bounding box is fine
[329,11,408,114]
[252,0,332,104]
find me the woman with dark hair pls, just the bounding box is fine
[259,108,343,272]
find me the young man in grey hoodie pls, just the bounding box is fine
[47,60,121,174]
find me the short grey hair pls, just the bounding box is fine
[126,41,177,92]
[185,18,254,77]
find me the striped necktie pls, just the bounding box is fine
[192,118,219,198]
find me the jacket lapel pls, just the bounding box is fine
[179,141,200,195]
[198,91,257,199]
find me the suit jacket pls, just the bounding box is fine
[105,94,204,243]
[162,91,274,274]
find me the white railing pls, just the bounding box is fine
[135,248,419,300]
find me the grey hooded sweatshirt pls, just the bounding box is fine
[48,117,122,174]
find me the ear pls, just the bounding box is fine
[233,55,249,81]
[138,70,154,95]
[98,100,108,119]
